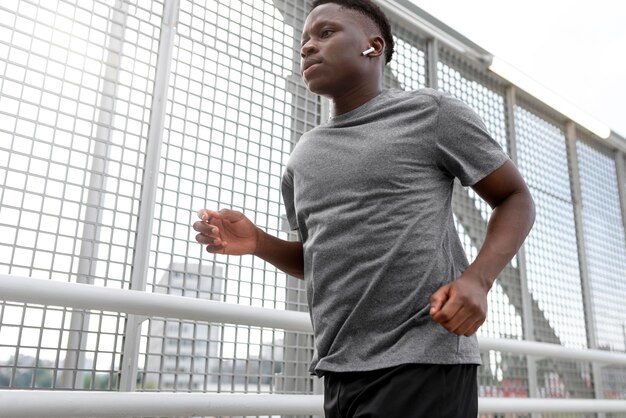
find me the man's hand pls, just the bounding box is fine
[193,209,259,255]
[429,273,489,337]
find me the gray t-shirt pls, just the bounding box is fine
[281,88,509,376]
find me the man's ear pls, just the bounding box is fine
[368,36,385,58]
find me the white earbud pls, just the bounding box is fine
[361,46,375,56]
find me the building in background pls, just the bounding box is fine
[144,263,224,390]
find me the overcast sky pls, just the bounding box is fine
[410,0,626,138]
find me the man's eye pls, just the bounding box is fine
[320,30,333,38]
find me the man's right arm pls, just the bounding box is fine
[254,231,304,279]
[193,208,304,279]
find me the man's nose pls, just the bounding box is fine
[300,40,318,58]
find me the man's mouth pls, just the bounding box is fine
[302,59,322,77]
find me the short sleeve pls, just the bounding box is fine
[435,94,509,186]
[281,167,299,231]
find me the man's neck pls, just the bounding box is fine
[328,83,383,117]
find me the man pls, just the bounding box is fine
[194,0,535,416]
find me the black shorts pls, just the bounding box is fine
[323,363,478,418]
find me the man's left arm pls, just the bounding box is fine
[429,159,535,336]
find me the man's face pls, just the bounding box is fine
[300,3,372,96]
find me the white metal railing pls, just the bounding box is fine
[0,392,325,418]
[0,274,310,333]
[2,275,625,365]
[1,274,626,417]
[0,392,626,417]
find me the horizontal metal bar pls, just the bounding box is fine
[0,392,324,418]
[1,391,626,417]
[0,274,312,333]
[480,398,626,413]
[479,336,626,365]
[2,274,626,365]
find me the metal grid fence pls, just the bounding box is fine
[1,0,162,390]
[1,0,625,416]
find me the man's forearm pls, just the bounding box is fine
[465,189,535,290]
[254,229,305,279]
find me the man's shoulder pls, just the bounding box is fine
[384,87,446,107]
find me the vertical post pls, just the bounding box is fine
[504,86,538,404]
[615,150,626,254]
[270,5,321,414]
[565,122,605,409]
[60,0,129,389]
[320,98,330,123]
[617,151,626,358]
[426,37,438,90]
[118,0,180,392]
[277,215,318,418]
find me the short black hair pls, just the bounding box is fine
[309,0,395,64]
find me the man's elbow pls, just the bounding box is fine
[522,187,536,228]
[513,187,536,236]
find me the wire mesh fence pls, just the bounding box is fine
[1,0,625,416]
